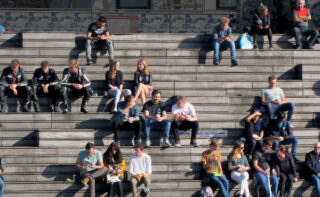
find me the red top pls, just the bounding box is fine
[294,8,309,17]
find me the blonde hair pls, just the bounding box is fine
[258,3,268,14]
[68,59,79,68]
[177,96,186,103]
[220,17,230,25]
[109,60,119,80]
[210,138,221,147]
[136,59,149,76]
[230,141,244,162]
[11,59,19,67]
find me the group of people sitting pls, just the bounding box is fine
[75,142,151,197]
[213,0,319,66]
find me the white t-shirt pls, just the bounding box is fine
[129,152,152,176]
[172,102,196,121]
[260,87,284,102]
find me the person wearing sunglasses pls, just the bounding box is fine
[228,141,250,197]
[253,137,278,197]
[305,142,320,197]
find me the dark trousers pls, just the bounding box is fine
[279,172,294,197]
[249,26,273,45]
[114,119,142,141]
[108,181,123,197]
[33,85,61,104]
[171,120,199,141]
[0,85,31,104]
[61,86,92,106]
[247,138,263,155]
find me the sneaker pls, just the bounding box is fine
[293,156,300,162]
[81,177,89,187]
[174,143,181,147]
[253,44,258,49]
[145,140,151,147]
[213,59,220,66]
[269,44,273,49]
[303,45,314,49]
[294,45,300,49]
[116,140,120,147]
[162,139,171,148]
[231,59,238,66]
[87,59,92,65]
[190,142,199,147]
[290,123,294,129]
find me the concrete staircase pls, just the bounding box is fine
[0,32,319,196]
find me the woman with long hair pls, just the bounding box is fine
[134,59,153,105]
[103,142,126,197]
[249,3,273,49]
[275,145,297,197]
[106,60,132,113]
[227,141,250,197]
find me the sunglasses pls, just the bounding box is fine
[265,143,273,147]
[239,147,244,149]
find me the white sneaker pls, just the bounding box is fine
[290,123,294,128]
[145,140,151,147]
[162,139,171,148]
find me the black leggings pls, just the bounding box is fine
[108,181,123,197]
[279,172,294,197]
[249,26,273,45]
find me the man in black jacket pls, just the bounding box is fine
[60,59,93,113]
[0,59,31,112]
[32,61,60,112]
[305,142,320,197]
[266,111,298,161]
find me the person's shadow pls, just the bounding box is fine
[177,34,212,65]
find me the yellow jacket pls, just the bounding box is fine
[105,156,126,179]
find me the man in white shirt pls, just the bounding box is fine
[130,143,152,197]
[261,75,294,127]
[171,96,199,147]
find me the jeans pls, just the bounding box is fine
[279,172,294,197]
[108,88,132,110]
[82,167,108,197]
[266,102,295,121]
[231,170,250,197]
[310,174,320,197]
[144,119,171,141]
[0,176,4,197]
[272,136,298,156]
[131,176,151,197]
[171,120,199,141]
[255,172,279,197]
[212,40,236,61]
[207,173,229,197]
[292,26,319,47]
[86,39,114,63]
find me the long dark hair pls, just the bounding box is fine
[103,142,123,164]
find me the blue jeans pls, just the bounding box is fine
[0,176,4,197]
[207,173,229,197]
[292,26,319,47]
[144,119,171,141]
[310,174,320,197]
[266,102,294,121]
[256,172,279,197]
[213,40,236,61]
[272,136,298,156]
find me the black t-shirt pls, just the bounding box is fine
[88,22,109,37]
[142,100,166,117]
[253,148,275,171]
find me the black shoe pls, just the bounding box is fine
[53,103,60,112]
[269,44,273,49]
[23,103,30,112]
[86,59,92,65]
[231,59,238,66]
[62,104,68,113]
[293,156,300,162]
[303,45,314,49]
[253,44,258,49]
[213,59,220,66]
[34,103,40,112]
[294,45,300,49]
[81,106,89,113]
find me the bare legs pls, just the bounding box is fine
[134,83,153,105]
